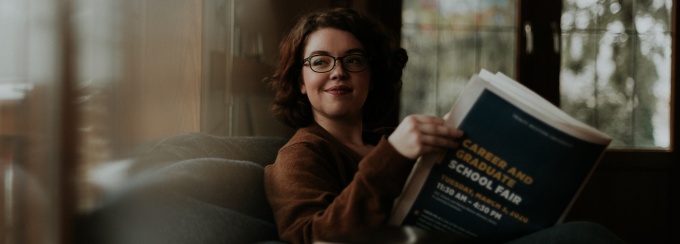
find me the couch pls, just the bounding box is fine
[75,132,457,244]
[76,132,289,244]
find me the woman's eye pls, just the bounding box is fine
[346,58,360,64]
[346,57,364,64]
[312,59,329,66]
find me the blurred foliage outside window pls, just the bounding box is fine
[561,0,672,149]
[401,0,672,149]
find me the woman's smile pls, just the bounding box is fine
[324,85,353,95]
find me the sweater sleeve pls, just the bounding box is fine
[264,137,414,244]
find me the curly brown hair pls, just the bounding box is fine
[265,8,408,129]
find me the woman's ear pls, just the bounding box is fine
[300,79,307,94]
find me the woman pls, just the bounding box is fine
[264,8,462,243]
[264,8,624,244]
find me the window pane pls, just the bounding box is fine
[560,0,672,149]
[401,27,438,116]
[560,32,602,130]
[478,0,516,27]
[633,32,672,148]
[479,30,516,78]
[401,0,517,118]
[436,30,476,115]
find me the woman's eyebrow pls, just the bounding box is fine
[307,49,366,57]
[308,50,330,56]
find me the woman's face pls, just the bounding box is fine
[300,28,371,124]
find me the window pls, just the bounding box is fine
[400,1,677,242]
[401,0,673,150]
[561,0,672,149]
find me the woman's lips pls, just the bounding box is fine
[325,86,352,95]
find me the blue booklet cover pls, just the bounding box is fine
[389,70,611,243]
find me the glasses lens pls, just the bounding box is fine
[341,55,368,72]
[309,55,334,72]
[306,54,369,73]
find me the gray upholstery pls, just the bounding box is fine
[77,132,288,244]
[131,132,288,170]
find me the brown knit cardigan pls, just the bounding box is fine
[264,123,415,244]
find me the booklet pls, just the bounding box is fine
[388,69,612,243]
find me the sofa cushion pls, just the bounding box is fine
[82,192,281,244]
[78,134,290,244]
[151,157,276,223]
[131,132,289,173]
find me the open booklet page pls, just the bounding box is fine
[389,69,612,243]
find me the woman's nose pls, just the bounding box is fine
[329,60,348,79]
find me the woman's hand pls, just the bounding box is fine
[388,114,464,159]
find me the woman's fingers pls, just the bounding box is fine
[443,112,451,121]
[389,115,464,159]
[417,133,459,148]
[401,115,460,136]
[416,122,463,138]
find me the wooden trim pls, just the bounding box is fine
[58,0,78,243]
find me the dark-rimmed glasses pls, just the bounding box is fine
[303,54,370,73]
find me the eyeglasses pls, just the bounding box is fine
[303,54,370,73]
